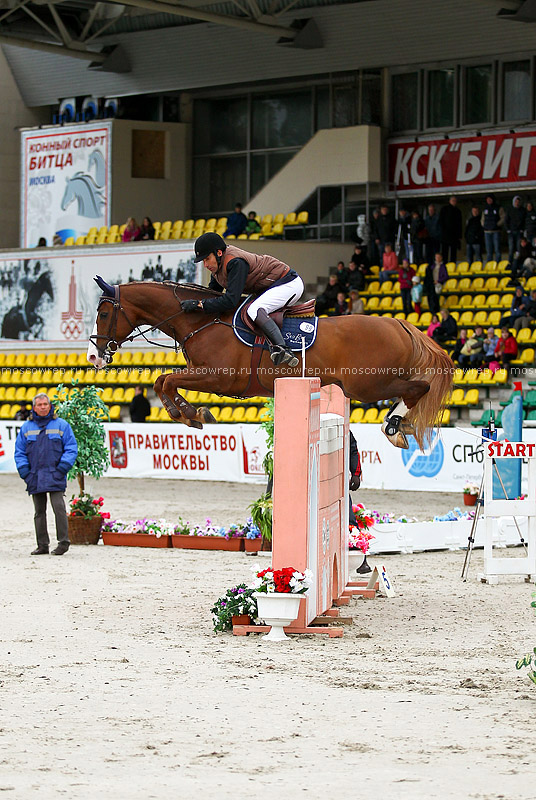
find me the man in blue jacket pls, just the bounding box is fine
[15,393,78,556]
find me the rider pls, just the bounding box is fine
[180,232,303,367]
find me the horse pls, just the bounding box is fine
[61,172,105,217]
[1,272,54,339]
[88,149,105,188]
[87,278,454,449]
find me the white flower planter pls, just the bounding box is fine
[348,551,364,575]
[254,592,303,641]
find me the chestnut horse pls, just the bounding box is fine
[87,278,453,449]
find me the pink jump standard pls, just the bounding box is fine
[234,378,349,638]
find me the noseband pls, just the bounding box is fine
[90,285,137,364]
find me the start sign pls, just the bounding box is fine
[485,441,536,459]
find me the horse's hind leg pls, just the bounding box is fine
[153,373,202,428]
[381,379,430,449]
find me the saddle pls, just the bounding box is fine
[240,297,316,334]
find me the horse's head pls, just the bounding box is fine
[60,176,74,211]
[87,276,133,368]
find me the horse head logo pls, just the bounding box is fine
[61,172,105,217]
[88,149,105,188]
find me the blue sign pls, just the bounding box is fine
[401,432,444,478]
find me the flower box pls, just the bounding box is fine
[244,537,262,553]
[171,534,244,551]
[102,531,172,548]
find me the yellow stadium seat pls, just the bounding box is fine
[464,388,480,406]
[231,407,245,422]
[419,312,432,326]
[380,280,393,294]
[485,294,500,308]
[366,297,379,311]
[406,313,419,325]
[0,387,5,400]
[284,212,297,225]
[448,388,465,406]
[379,297,392,311]
[244,406,258,423]
[497,260,509,272]
[500,294,513,308]
[487,311,501,326]
[296,211,309,225]
[520,348,535,365]
[0,403,10,418]
[458,311,473,326]
[484,261,497,271]
[26,386,37,401]
[362,408,378,423]
[64,237,74,246]
[75,236,86,246]
[219,406,233,422]
[96,234,107,245]
[494,369,508,383]
[123,388,135,404]
[86,234,97,245]
[484,277,498,291]
[439,408,451,425]
[462,369,479,384]
[109,404,121,421]
[185,390,198,403]
[217,217,227,227]
[148,406,160,422]
[473,311,488,326]
[237,234,248,240]
[101,388,113,403]
[470,278,484,292]
[208,406,221,422]
[472,294,486,308]
[349,407,364,423]
[158,407,170,421]
[112,388,125,403]
[171,228,182,240]
[478,369,494,384]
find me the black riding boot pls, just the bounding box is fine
[255,309,299,368]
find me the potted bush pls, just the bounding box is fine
[251,565,313,641]
[463,482,480,507]
[211,584,258,632]
[55,383,110,544]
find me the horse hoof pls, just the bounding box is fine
[381,422,409,449]
[201,407,217,424]
[188,418,203,429]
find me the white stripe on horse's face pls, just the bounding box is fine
[87,320,105,368]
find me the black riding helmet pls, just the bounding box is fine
[194,232,226,262]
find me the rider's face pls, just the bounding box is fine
[203,251,222,272]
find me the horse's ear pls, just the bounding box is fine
[94,275,115,296]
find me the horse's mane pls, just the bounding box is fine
[124,280,222,298]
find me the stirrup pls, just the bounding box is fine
[383,414,402,438]
[270,346,299,368]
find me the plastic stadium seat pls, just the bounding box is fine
[111,388,125,403]
[0,387,4,401]
[0,404,10,418]
[464,388,480,406]
[439,408,451,425]
[244,406,258,423]
[448,388,465,406]
[470,278,484,291]
[348,407,364,423]
[366,281,380,294]
[485,294,500,308]
[406,313,419,325]
[459,311,474,326]
[362,408,378,423]
[484,277,498,291]
[462,369,479,384]
[96,234,107,245]
[497,260,509,272]
[219,406,233,422]
[444,279,457,293]
[493,369,508,384]
[472,409,502,427]
[284,212,297,225]
[521,348,535,365]
[208,406,221,422]
[109,405,121,421]
[472,294,486,307]
[231,407,245,422]
[297,211,309,225]
[473,311,488,326]
[148,406,160,422]
[379,297,392,311]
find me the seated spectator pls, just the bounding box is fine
[245,211,261,235]
[459,325,485,368]
[52,233,63,246]
[411,275,423,316]
[334,260,349,288]
[346,262,365,292]
[224,203,247,237]
[482,326,499,365]
[494,327,518,368]
[433,308,458,347]
[500,286,530,328]
[14,403,32,421]
[130,386,151,422]
[511,288,536,332]
[511,236,535,281]
[348,290,365,314]
[139,217,155,240]
[123,217,141,242]
[380,243,399,283]
[316,274,345,315]
[427,314,441,338]
[37,237,47,247]
[450,328,468,363]
[398,258,415,316]
[334,291,350,316]
[350,244,370,274]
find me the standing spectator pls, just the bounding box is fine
[224,203,247,237]
[316,274,344,315]
[14,403,32,421]
[123,217,141,242]
[356,214,370,250]
[525,200,536,246]
[481,194,505,263]
[482,326,499,365]
[348,290,365,314]
[334,291,349,316]
[423,261,439,315]
[411,275,423,316]
[494,327,518,368]
[374,204,397,263]
[369,208,381,265]
[409,210,425,264]
[14,393,78,556]
[465,206,484,264]
[129,386,151,422]
[433,308,458,347]
[347,262,365,293]
[500,285,530,328]
[439,196,462,264]
[505,195,526,264]
[424,204,441,265]
[139,217,155,240]
[379,243,399,283]
[245,212,261,235]
[396,209,411,260]
[398,258,415,316]
[334,260,349,289]
[427,314,441,338]
[511,236,535,281]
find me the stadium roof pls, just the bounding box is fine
[0,0,526,72]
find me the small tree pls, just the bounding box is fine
[55,382,110,493]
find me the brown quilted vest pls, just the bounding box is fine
[212,245,290,292]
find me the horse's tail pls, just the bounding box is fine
[398,319,454,449]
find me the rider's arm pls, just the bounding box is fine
[207,275,224,293]
[202,258,249,313]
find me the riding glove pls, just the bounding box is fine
[181,299,201,312]
[349,475,361,491]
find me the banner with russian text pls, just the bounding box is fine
[388,129,536,194]
[20,122,112,248]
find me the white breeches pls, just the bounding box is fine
[246,276,305,321]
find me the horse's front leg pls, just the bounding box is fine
[153,373,204,428]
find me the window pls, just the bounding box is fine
[392,72,419,131]
[503,60,531,121]
[252,92,312,149]
[193,98,247,155]
[192,156,246,214]
[427,68,454,128]
[361,70,382,125]
[333,85,358,127]
[465,65,493,124]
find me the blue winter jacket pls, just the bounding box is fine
[14,408,78,495]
